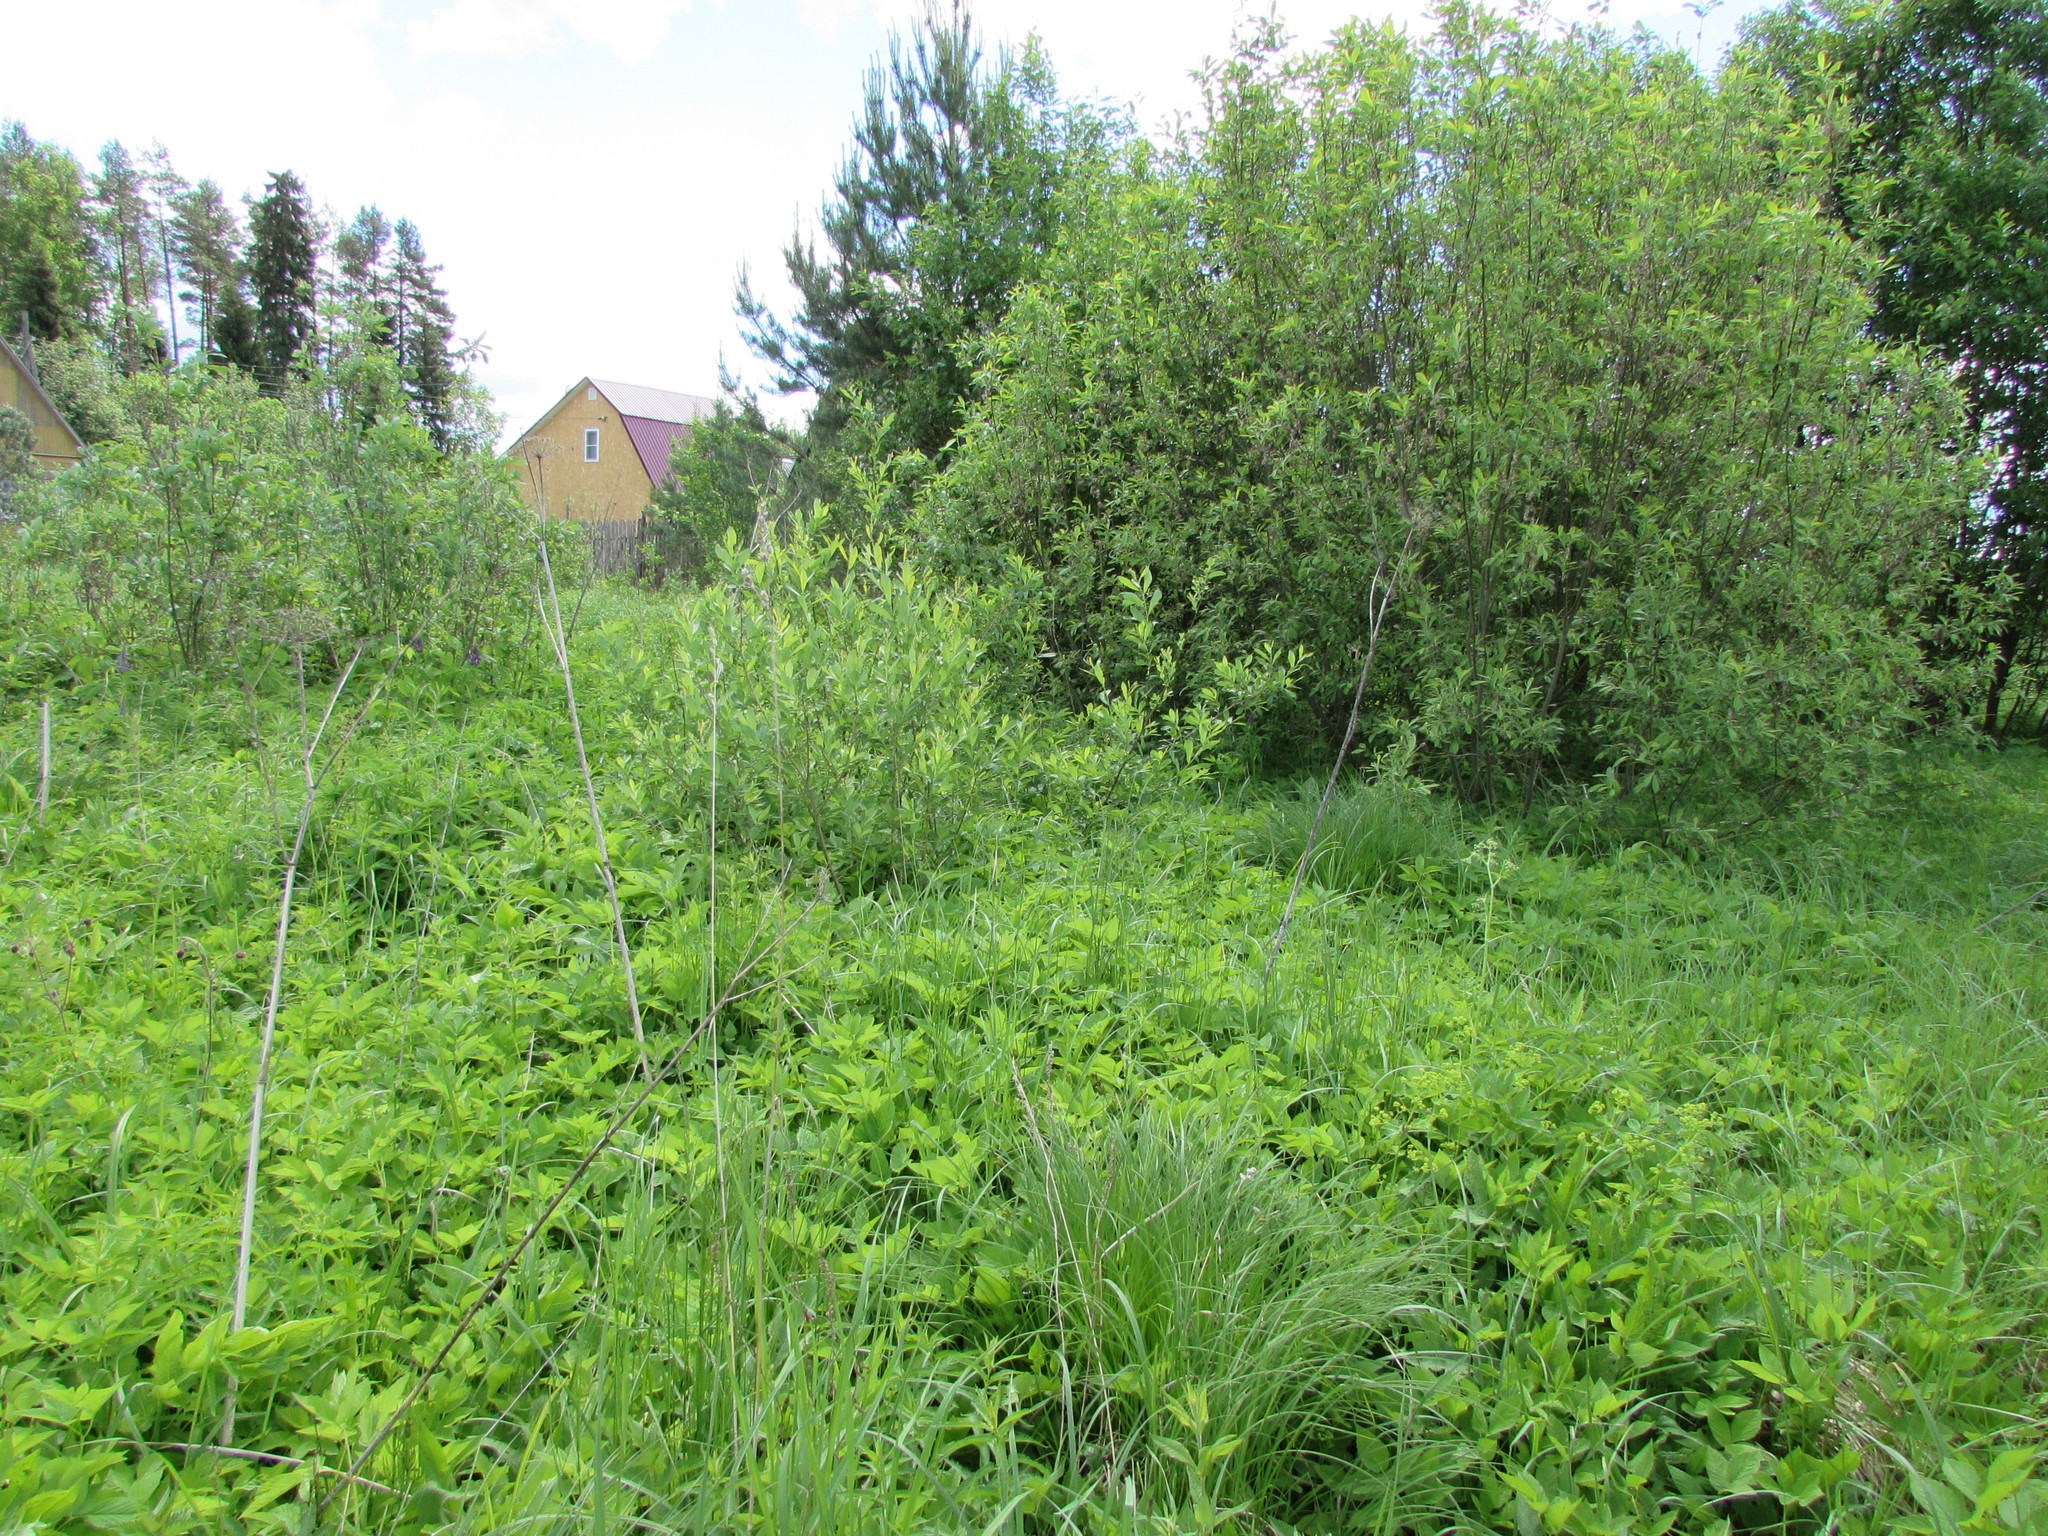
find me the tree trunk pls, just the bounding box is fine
[1984,623,2020,737]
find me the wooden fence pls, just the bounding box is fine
[580,518,643,576]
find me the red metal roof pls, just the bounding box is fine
[621,414,693,487]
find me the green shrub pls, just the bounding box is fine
[34,354,537,675]
[927,8,1987,819]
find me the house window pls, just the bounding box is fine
[584,428,600,462]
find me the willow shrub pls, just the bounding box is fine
[925,6,1986,823]
[37,353,539,675]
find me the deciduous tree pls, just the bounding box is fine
[0,122,102,342]
[930,10,1983,822]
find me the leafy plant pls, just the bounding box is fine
[928,8,1986,822]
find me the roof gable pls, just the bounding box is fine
[0,336,85,458]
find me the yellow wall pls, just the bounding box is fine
[2,347,84,470]
[510,382,655,522]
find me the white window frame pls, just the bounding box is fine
[584,427,600,462]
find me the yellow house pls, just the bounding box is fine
[509,378,717,521]
[1,335,85,471]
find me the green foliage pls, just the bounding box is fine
[30,357,536,673]
[928,9,1985,822]
[1742,0,2048,738]
[0,562,2043,1532]
[644,392,796,582]
[31,336,129,446]
[738,2,1113,462]
[1250,777,1469,897]
[0,405,32,515]
[0,122,101,343]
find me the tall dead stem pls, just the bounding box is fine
[223,641,373,1445]
[1262,514,1425,985]
[535,519,652,1083]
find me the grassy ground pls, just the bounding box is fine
[2,560,2045,1534]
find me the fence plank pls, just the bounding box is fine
[580,518,643,576]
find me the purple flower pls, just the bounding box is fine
[465,644,482,666]
[114,648,132,674]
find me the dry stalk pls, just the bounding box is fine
[36,699,50,816]
[705,632,741,1442]
[223,635,415,1444]
[534,519,652,1083]
[1262,514,1425,985]
[146,1444,402,1498]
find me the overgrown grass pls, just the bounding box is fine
[2,546,2044,1534]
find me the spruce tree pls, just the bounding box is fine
[390,218,457,448]
[245,169,319,392]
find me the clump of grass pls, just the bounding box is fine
[1250,777,1467,896]
[1000,1104,1466,1530]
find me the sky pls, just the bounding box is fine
[8,0,1767,442]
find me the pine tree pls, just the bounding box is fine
[0,122,102,342]
[171,180,242,358]
[333,206,393,347]
[736,2,1087,462]
[143,145,188,364]
[390,218,457,448]
[92,142,163,372]
[245,169,319,392]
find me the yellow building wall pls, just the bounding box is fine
[2,348,84,470]
[510,383,655,522]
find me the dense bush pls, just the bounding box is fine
[925,8,1987,820]
[17,354,538,678]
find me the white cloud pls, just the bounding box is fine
[408,0,561,58]
[408,0,704,65]
[793,0,883,36]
